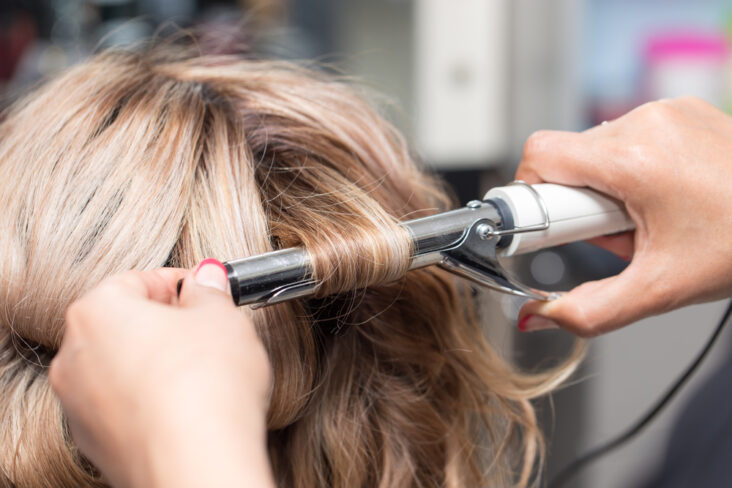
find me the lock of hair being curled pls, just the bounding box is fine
[0,43,581,487]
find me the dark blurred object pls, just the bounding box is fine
[0,6,42,82]
[639,338,732,488]
[440,169,484,205]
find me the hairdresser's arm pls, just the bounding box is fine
[49,263,275,488]
[515,96,732,336]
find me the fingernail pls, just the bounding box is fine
[194,258,229,293]
[518,314,559,332]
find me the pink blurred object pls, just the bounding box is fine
[646,33,729,62]
[643,32,731,108]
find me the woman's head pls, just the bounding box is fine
[0,44,577,487]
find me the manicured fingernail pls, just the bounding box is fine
[194,258,229,293]
[518,314,559,332]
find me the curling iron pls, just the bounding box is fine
[223,182,635,307]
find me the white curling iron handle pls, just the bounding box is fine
[485,183,635,257]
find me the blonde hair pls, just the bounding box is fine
[0,45,580,487]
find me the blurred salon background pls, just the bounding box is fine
[1,1,731,486]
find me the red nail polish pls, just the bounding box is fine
[518,314,534,332]
[195,258,227,276]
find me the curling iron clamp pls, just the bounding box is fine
[223,182,635,307]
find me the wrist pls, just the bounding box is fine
[140,402,273,488]
[144,423,273,488]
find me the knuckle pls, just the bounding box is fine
[523,130,552,159]
[64,293,100,338]
[642,100,676,119]
[674,95,707,108]
[48,359,63,389]
[48,356,66,393]
[633,100,657,115]
[48,353,72,394]
[643,99,695,128]
[64,301,84,329]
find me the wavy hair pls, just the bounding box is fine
[0,44,580,487]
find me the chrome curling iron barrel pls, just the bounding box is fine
[224,182,635,307]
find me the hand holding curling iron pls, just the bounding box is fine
[516,96,732,336]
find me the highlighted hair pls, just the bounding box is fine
[0,45,580,487]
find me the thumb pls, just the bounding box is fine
[517,263,656,337]
[178,258,235,310]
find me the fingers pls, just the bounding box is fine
[517,263,656,337]
[586,231,635,260]
[177,259,235,310]
[57,268,188,367]
[59,267,187,355]
[515,129,622,199]
[104,268,187,304]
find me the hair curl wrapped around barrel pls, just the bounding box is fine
[0,45,581,487]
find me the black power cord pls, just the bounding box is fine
[548,300,732,488]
